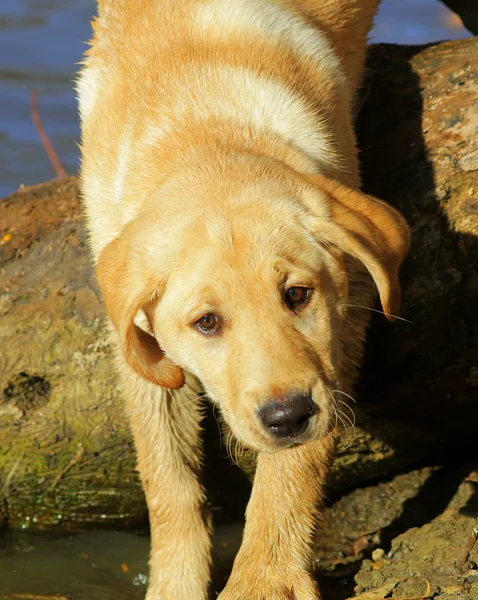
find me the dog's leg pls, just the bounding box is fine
[218,433,337,600]
[121,361,211,600]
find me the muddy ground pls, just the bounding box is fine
[1,462,476,599]
[317,463,478,600]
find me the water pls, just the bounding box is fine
[0,0,471,199]
[0,525,244,598]
[0,530,148,599]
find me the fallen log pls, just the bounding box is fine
[0,37,477,529]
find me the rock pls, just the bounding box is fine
[314,466,455,600]
[353,464,478,600]
[1,38,478,528]
[371,549,385,562]
[315,467,439,571]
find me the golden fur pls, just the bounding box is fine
[78,1,410,598]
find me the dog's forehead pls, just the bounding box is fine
[207,194,313,245]
[166,211,325,296]
[144,185,328,291]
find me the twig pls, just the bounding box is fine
[6,595,69,600]
[48,443,84,492]
[394,580,431,600]
[348,579,431,600]
[1,452,24,496]
[30,89,67,178]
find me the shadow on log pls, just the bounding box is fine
[352,40,478,484]
[0,38,477,529]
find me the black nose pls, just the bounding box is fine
[258,393,315,439]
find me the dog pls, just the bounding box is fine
[78,1,410,598]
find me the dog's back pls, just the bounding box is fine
[79,0,379,260]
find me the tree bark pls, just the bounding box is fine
[1,38,477,529]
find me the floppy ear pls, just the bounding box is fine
[96,222,185,388]
[304,175,410,319]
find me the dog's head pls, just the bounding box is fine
[97,170,409,452]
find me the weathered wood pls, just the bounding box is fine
[0,38,477,529]
[0,178,145,529]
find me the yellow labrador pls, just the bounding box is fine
[78,1,410,598]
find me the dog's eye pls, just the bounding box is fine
[285,287,312,310]
[195,313,221,334]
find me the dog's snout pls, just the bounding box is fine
[258,393,315,439]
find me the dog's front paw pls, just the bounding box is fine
[217,569,320,600]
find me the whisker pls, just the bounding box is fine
[337,405,354,429]
[335,408,346,432]
[231,438,243,468]
[212,404,223,451]
[225,429,241,468]
[337,406,356,449]
[336,409,349,438]
[328,389,356,449]
[345,303,413,324]
[328,390,346,433]
[337,400,356,426]
[234,438,247,467]
[332,404,339,429]
[331,388,357,404]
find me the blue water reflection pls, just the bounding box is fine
[372,0,470,43]
[0,0,471,198]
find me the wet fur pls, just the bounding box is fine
[78,1,409,598]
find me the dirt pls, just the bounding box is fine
[353,465,478,600]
